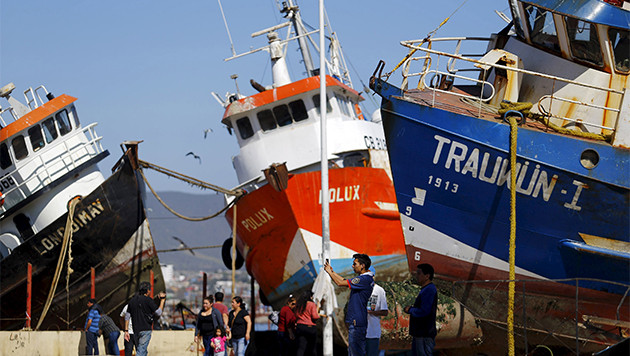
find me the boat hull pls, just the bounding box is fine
[0,155,165,330]
[376,78,629,344]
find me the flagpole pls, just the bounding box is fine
[319,0,332,355]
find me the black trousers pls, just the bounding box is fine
[295,324,317,356]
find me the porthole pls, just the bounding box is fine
[580,149,599,169]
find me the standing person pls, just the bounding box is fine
[227,296,252,356]
[84,298,101,355]
[214,292,230,330]
[366,267,389,356]
[120,304,136,356]
[124,281,166,356]
[324,253,374,356]
[194,296,225,356]
[277,295,297,356]
[404,263,438,356]
[210,327,228,356]
[99,313,121,356]
[294,291,325,356]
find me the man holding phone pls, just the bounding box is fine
[124,281,166,356]
[324,254,374,356]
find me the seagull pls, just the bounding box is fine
[186,152,201,164]
[203,128,213,139]
[172,236,195,256]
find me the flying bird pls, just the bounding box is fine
[203,128,213,139]
[186,152,201,164]
[172,236,195,256]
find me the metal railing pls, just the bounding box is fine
[397,37,624,133]
[0,123,104,214]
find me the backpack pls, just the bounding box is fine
[268,311,279,325]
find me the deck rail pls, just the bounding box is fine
[397,36,624,133]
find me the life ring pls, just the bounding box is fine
[0,191,4,207]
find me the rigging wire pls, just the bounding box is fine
[217,0,237,57]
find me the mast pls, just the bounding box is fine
[282,0,316,76]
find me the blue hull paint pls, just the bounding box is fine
[377,80,629,295]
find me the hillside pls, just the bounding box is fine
[144,191,232,272]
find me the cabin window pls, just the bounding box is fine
[609,28,629,73]
[289,100,308,122]
[28,125,45,152]
[55,109,72,136]
[523,4,560,53]
[236,117,254,139]
[313,94,332,114]
[257,110,277,131]
[0,143,12,169]
[42,118,58,143]
[70,105,81,127]
[12,136,28,160]
[273,105,292,127]
[335,93,353,118]
[565,17,603,67]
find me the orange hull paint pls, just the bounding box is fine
[225,167,405,300]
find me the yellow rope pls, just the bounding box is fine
[507,115,518,356]
[138,168,239,222]
[385,0,469,79]
[36,198,80,330]
[498,102,611,142]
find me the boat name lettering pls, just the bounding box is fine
[34,199,105,255]
[432,135,558,201]
[364,135,387,150]
[318,185,360,204]
[241,208,274,232]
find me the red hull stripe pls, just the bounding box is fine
[222,75,363,123]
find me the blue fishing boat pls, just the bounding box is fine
[371,0,629,351]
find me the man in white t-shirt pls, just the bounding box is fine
[120,304,136,356]
[366,267,388,356]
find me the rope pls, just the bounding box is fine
[498,102,611,142]
[138,168,239,222]
[231,205,237,298]
[36,198,80,330]
[507,114,518,356]
[384,0,469,79]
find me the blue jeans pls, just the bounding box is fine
[366,337,381,356]
[202,334,212,356]
[106,331,120,355]
[136,330,152,356]
[347,324,367,356]
[232,337,247,356]
[86,331,99,355]
[411,336,435,356]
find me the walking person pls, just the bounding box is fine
[324,253,374,356]
[84,298,101,355]
[124,281,166,356]
[214,292,230,331]
[366,267,389,356]
[120,304,136,356]
[294,291,325,356]
[404,263,438,356]
[194,296,225,356]
[227,296,252,356]
[99,313,121,355]
[277,295,297,356]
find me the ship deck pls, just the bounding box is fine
[400,85,607,145]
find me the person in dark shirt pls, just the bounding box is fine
[194,295,225,356]
[84,298,101,355]
[227,296,252,356]
[124,281,166,356]
[404,263,437,356]
[99,314,120,355]
[324,253,374,356]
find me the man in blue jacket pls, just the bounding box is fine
[404,263,438,356]
[324,253,374,356]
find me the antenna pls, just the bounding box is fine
[217,0,237,57]
[230,74,241,95]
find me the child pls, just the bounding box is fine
[210,327,228,356]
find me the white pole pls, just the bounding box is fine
[319,0,333,355]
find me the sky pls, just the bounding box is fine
[0,0,509,194]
